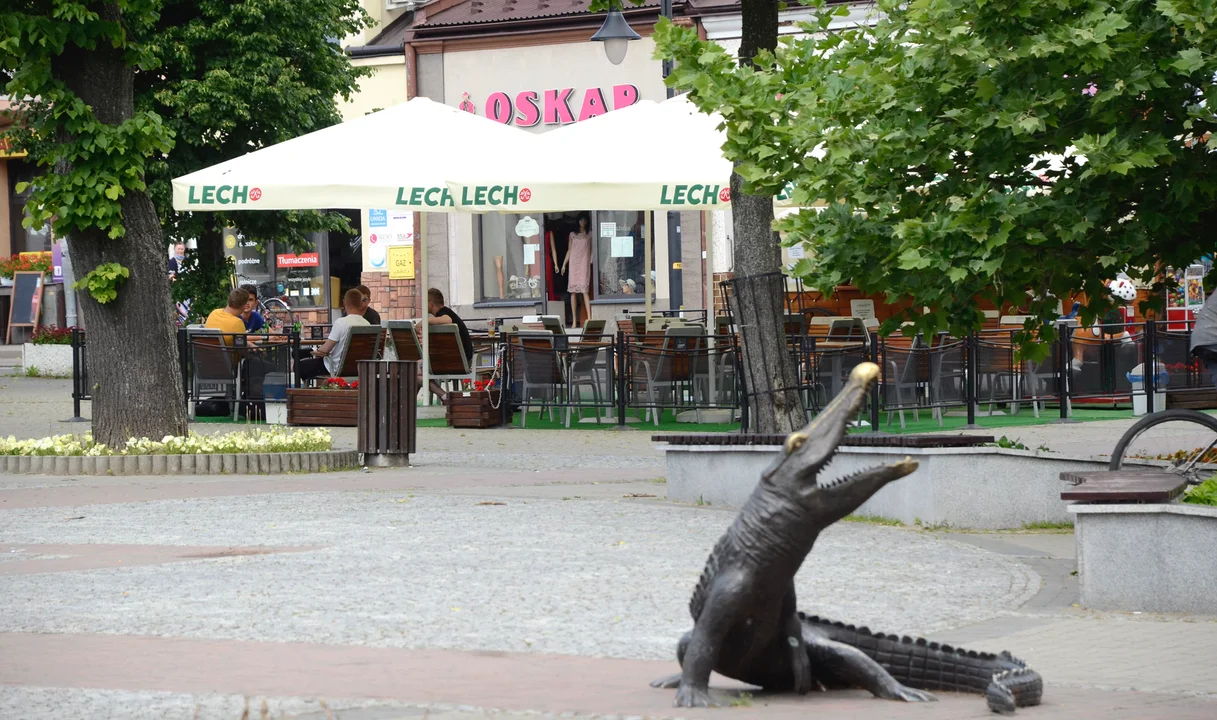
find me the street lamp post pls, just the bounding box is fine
[592,0,684,311]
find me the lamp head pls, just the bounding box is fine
[591,8,641,65]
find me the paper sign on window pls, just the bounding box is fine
[850,299,876,320]
[787,245,806,259]
[523,243,540,265]
[600,222,617,238]
[515,216,539,238]
[611,236,633,258]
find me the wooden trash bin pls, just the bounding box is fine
[357,360,418,467]
[446,389,504,428]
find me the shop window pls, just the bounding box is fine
[477,213,543,302]
[595,210,648,299]
[273,235,326,309]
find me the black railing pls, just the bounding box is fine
[67,315,1213,427]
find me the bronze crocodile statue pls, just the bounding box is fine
[652,362,1043,714]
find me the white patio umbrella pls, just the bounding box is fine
[172,97,540,403]
[172,97,537,211]
[444,94,734,213]
[443,94,811,318]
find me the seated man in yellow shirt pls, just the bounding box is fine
[205,288,251,343]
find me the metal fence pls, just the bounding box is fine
[67,317,1213,428]
[497,330,742,428]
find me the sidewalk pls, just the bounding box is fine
[1,465,1214,719]
[1,376,1215,718]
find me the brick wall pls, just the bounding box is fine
[361,271,419,320]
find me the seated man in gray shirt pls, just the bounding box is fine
[297,288,370,381]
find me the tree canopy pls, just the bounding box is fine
[655,0,1217,348]
[141,0,372,253]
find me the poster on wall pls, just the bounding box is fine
[363,208,414,273]
[388,245,415,280]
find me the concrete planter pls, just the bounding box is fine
[21,343,74,377]
[0,450,360,476]
[1070,503,1217,614]
[657,442,1157,530]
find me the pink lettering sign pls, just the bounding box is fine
[486,92,514,124]
[612,84,640,110]
[543,88,576,125]
[461,85,644,126]
[578,87,608,122]
[514,91,541,127]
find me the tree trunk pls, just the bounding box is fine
[731,0,804,434]
[53,3,189,446]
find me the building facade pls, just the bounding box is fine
[340,0,719,327]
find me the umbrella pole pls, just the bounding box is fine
[645,211,652,322]
[421,218,431,405]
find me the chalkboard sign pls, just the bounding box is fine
[6,271,44,343]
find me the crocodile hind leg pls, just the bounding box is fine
[803,627,936,703]
[649,631,691,689]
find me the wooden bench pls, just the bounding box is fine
[1059,470,1189,503]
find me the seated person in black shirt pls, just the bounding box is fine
[355,284,381,325]
[423,287,474,404]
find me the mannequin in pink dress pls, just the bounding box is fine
[561,214,593,329]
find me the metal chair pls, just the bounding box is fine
[565,320,608,427]
[509,330,566,427]
[189,331,242,421]
[632,326,706,426]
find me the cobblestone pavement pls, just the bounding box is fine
[1,376,1215,718]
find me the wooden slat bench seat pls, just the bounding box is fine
[1059,470,1189,503]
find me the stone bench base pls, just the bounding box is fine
[0,450,360,476]
[658,442,1163,530]
[1070,503,1217,614]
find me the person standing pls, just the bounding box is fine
[168,242,187,279]
[297,289,370,381]
[561,214,593,329]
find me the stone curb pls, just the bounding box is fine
[0,450,360,476]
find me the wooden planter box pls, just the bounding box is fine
[287,388,358,427]
[446,390,505,428]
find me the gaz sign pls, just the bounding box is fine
[388,245,415,280]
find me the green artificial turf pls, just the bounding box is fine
[195,401,1138,435]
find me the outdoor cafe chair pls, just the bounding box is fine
[311,324,384,385]
[564,319,609,427]
[188,330,242,421]
[508,330,566,427]
[632,326,707,426]
[386,319,423,362]
[881,332,931,429]
[427,323,476,392]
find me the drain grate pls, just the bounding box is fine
[652,433,995,448]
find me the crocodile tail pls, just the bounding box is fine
[799,613,1043,711]
[986,656,1043,715]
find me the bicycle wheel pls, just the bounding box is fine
[1109,408,1217,485]
[261,298,295,333]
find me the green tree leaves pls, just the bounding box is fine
[74,262,130,304]
[1,1,173,241]
[654,0,1217,348]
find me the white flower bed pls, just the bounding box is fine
[0,427,332,457]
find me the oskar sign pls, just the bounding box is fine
[186,185,263,205]
[459,85,640,127]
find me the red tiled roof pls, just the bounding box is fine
[419,0,663,28]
